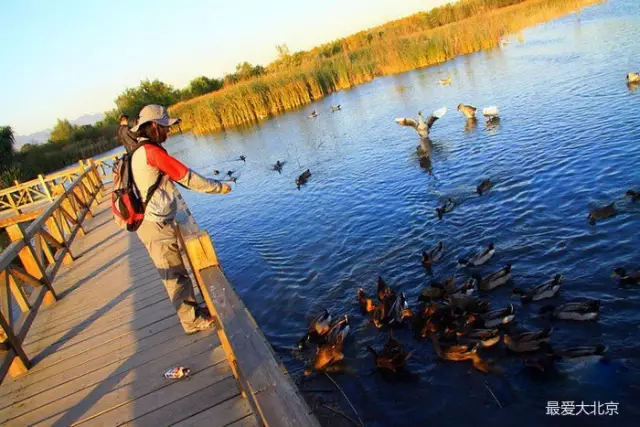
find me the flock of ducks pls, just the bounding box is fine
[293,72,640,379]
[297,232,631,376]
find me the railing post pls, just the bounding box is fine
[5,223,58,306]
[38,174,54,201]
[88,158,105,199]
[6,192,21,214]
[44,216,74,265]
[0,310,31,377]
[60,194,85,237]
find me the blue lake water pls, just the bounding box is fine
[158,0,639,424]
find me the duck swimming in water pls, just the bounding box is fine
[626,190,640,201]
[627,72,640,83]
[471,304,515,328]
[273,160,285,173]
[611,267,640,286]
[330,105,341,112]
[311,315,349,372]
[457,327,501,348]
[430,337,490,373]
[296,169,312,189]
[213,170,220,175]
[238,155,246,162]
[482,106,500,124]
[477,178,493,195]
[474,264,512,291]
[539,299,600,321]
[541,342,608,362]
[512,274,562,303]
[367,330,412,373]
[395,107,447,139]
[298,309,332,349]
[457,243,495,268]
[308,110,318,118]
[436,198,456,220]
[588,203,617,225]
[357,288,377,313]
[457,104,477,119]
[503,326,553,352]
[422,241,445,269]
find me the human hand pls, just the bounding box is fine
[220,183,232,194]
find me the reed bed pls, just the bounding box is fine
[170,0,602,135]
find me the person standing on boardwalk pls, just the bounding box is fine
[130,104,232,334]
[117,115,139,154]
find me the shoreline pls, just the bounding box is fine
[170,0,604,136]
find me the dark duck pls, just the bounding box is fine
[367,330,412,373]
[297,309,332,349]
[296,169,311,189]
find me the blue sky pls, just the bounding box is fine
[0,0,447,135]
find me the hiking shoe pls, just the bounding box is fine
[195,304,211,319]
[184,315,217,335]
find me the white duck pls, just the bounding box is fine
[482,106,500,123]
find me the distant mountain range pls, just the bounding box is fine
[15,112,105,147]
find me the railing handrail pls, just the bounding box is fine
[0,161,103,381]
[0,150,123,216]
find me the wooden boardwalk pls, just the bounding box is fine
[0,195,258,426]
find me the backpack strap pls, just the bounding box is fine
[129,141,166,210]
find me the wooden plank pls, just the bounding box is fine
[228,415,262,427]
[0,316,181,394]
[29,264,161,328]
[79,366,236,426]
[24,287,168,344]
[34,263,160,324]
[24,305,176,359]
[0,209,45,229]
[172,394,253,427]
[1,332,221,419]
[23,296,172,352]
[0,321,193,402]
[27,273,164,333]
[203,267,320,427]
[3,343,227,426]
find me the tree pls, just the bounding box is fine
[0,126,15,169]
[234,62,265,82]
[115,79,180,118]
[20,142,37,153]
[182,76,224,100]
[49,119,76,143]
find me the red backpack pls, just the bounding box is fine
[111,143,163,232]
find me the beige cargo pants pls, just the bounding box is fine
[136,219,197,331]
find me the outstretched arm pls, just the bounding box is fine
[145,145,231,194]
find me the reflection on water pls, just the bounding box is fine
[162,0,639,425]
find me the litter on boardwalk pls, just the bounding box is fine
[164,367,191,379]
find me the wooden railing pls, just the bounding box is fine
[0,150,124,217]
[0,164,103,380]
[171,184,320,427]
